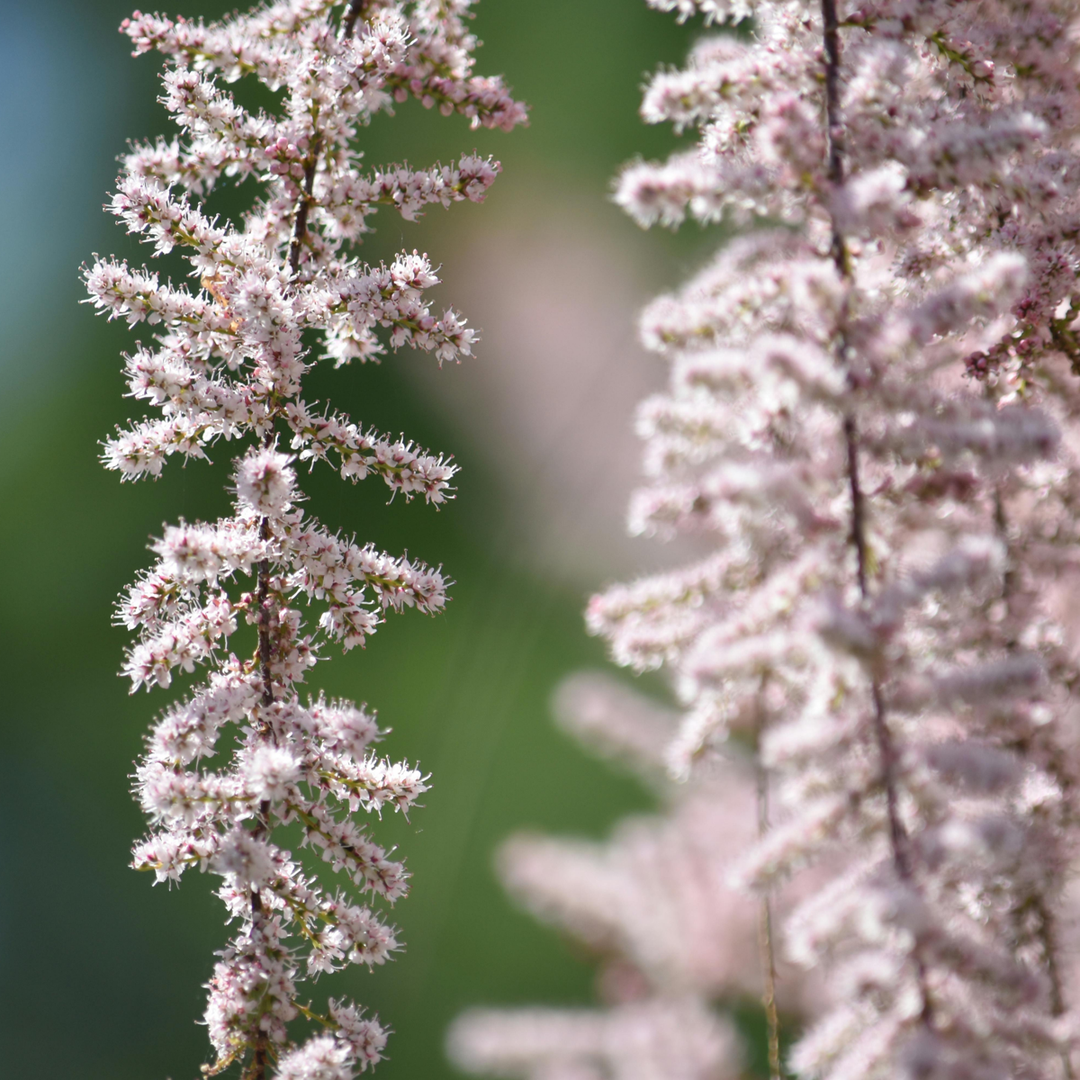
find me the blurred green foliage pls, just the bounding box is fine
[0,2,717,1077]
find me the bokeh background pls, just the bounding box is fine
[0,2,719,1077]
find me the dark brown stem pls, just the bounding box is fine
[276,0,361,283]
[992,489,1019,651]
[1032,868,1073,1075]
[257,512,275,709]
[282,0,360,288]
[246,77,323,1078]
[340,0,366,41]
[821,0,843,186]
[820,0,933,1025]
[249,512,274,1080]
[1035,894,1069,1018]
[1037,900,1074,1080]
[993,493,1073,1078]
[754,713,783,1080]
[287,144,321,278]
[843,415,868,596]
[821,0,849,277]
[845,421,916,885]
[244,795,273,1080]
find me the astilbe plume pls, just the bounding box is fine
[84,3,523,1078]
[458,2,1080,1079]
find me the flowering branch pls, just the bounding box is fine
[86,3,523,1078]
[596,2,1080,1077]
[457,2,1080,1080]
[447,674,767,1080]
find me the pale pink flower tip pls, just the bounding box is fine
[235,447,296,516]
[92,0,524,1074]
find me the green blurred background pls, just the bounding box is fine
[0,2,716,1077]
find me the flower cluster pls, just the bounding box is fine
[86,3,522,1078]
[447,674,755,1080]
[459,3,1080,1080]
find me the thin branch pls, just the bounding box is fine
[754,711,783,1080]
[257,515,275,709]
[340,0,366,41]
[820,0,933,1026]
[992,489,1019,650]
[287,141,322,279]
[821,0,849,278]
[248,70,325,1080]
[993,490,1073,1079]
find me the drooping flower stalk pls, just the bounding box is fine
[85,3,523,1078]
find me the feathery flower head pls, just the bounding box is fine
[87,2,522,1077]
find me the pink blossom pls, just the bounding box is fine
[456,3,1080,1080]
[89,2,521,1078]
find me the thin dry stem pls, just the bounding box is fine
[754,724,783,1080]
[821,0,933,1026]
